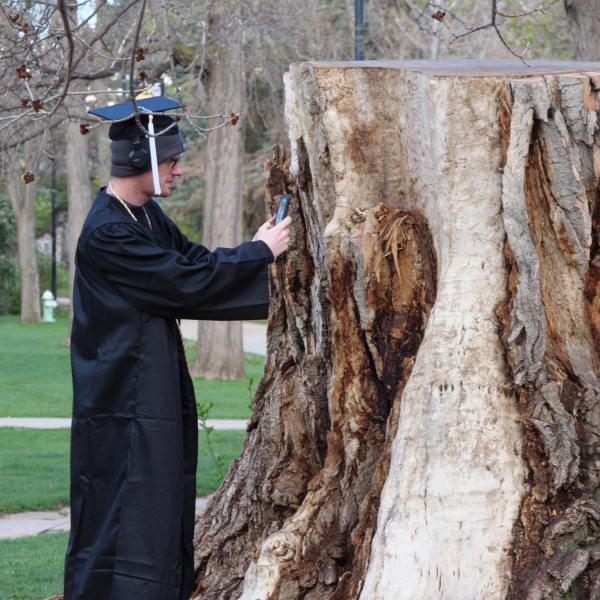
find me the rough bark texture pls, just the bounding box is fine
[192,4,245,380]
[7,142,40,323]
[91,79,111,185]
[499,73,600,600]
[194,144,436,600]
[65,89,92,323]
[191,60,600,600]
[564,0,600,61]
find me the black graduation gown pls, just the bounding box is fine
[64,189,272,599]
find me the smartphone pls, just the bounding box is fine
[275,194,291,225]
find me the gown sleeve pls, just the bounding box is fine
[86,222,273,320]
[161,213,214,263]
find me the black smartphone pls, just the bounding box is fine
[275,194,291,224]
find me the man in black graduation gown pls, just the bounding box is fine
[64,98,291,599]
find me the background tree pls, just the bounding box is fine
[64,86,91,326]
[192,3,246,379]
[564,0,600,61]
[0,192,18,314]
[5,142,40,323]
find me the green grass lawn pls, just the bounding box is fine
[0,531,68,600]
[0,428,247,513]
[0,316,71,418]
[0,315,263,419]
[197,427,247,496]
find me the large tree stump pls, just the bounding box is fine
[193,60,600,600]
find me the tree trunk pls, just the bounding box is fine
[65,89,92,324]
[564,0,600,61]
[91,79,111,186]
[193,60,600,599]
[191,6,245,380]
[7,142,40,323]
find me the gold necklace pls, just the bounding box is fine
[107,182,152,231]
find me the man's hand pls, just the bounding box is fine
[253,216,291,259]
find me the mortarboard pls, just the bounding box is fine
[89,90,184,196]
[88,95,180,122]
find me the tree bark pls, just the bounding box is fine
[91,79,111,186]
[191,5,246,380]
[193,60,600,599]
[7,142,40,323]
[65,89,92,324]
[564,0,600,61]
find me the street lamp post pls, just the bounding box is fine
[354,0,364,61]
[50,153,57,300]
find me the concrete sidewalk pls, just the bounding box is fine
[55,303,268,355]
[0,510,70,540]
[180,321,267,356]
[0,417,248,430]
[0,497,211,540]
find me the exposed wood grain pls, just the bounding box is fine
[193,60,600,600]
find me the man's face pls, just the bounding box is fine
[140,154,184,198]
[157,154,183,197]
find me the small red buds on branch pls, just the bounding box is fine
[31,99,43,112]
[8,11,28,31]
[80,124,90,135]
[135,47,145,62]
[432,10,446,21]
[23,172,35,184]
[20,98,29,107]
[16,64,32,79]
[139,70,147,82]
[230,113,240,126]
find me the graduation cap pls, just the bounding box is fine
[89,90,184,196]
[88,95,179,121]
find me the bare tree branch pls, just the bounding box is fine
[45,0,75,119]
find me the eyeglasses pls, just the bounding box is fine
[167,156,182,171]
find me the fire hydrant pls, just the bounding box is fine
[42,290,58,323]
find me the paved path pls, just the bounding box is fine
[0,497,211,540]
[57,298,267,354]
[180,320,267,356]
[0,417,248,430]
[55,302,267,355]
[0,510,71,540]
